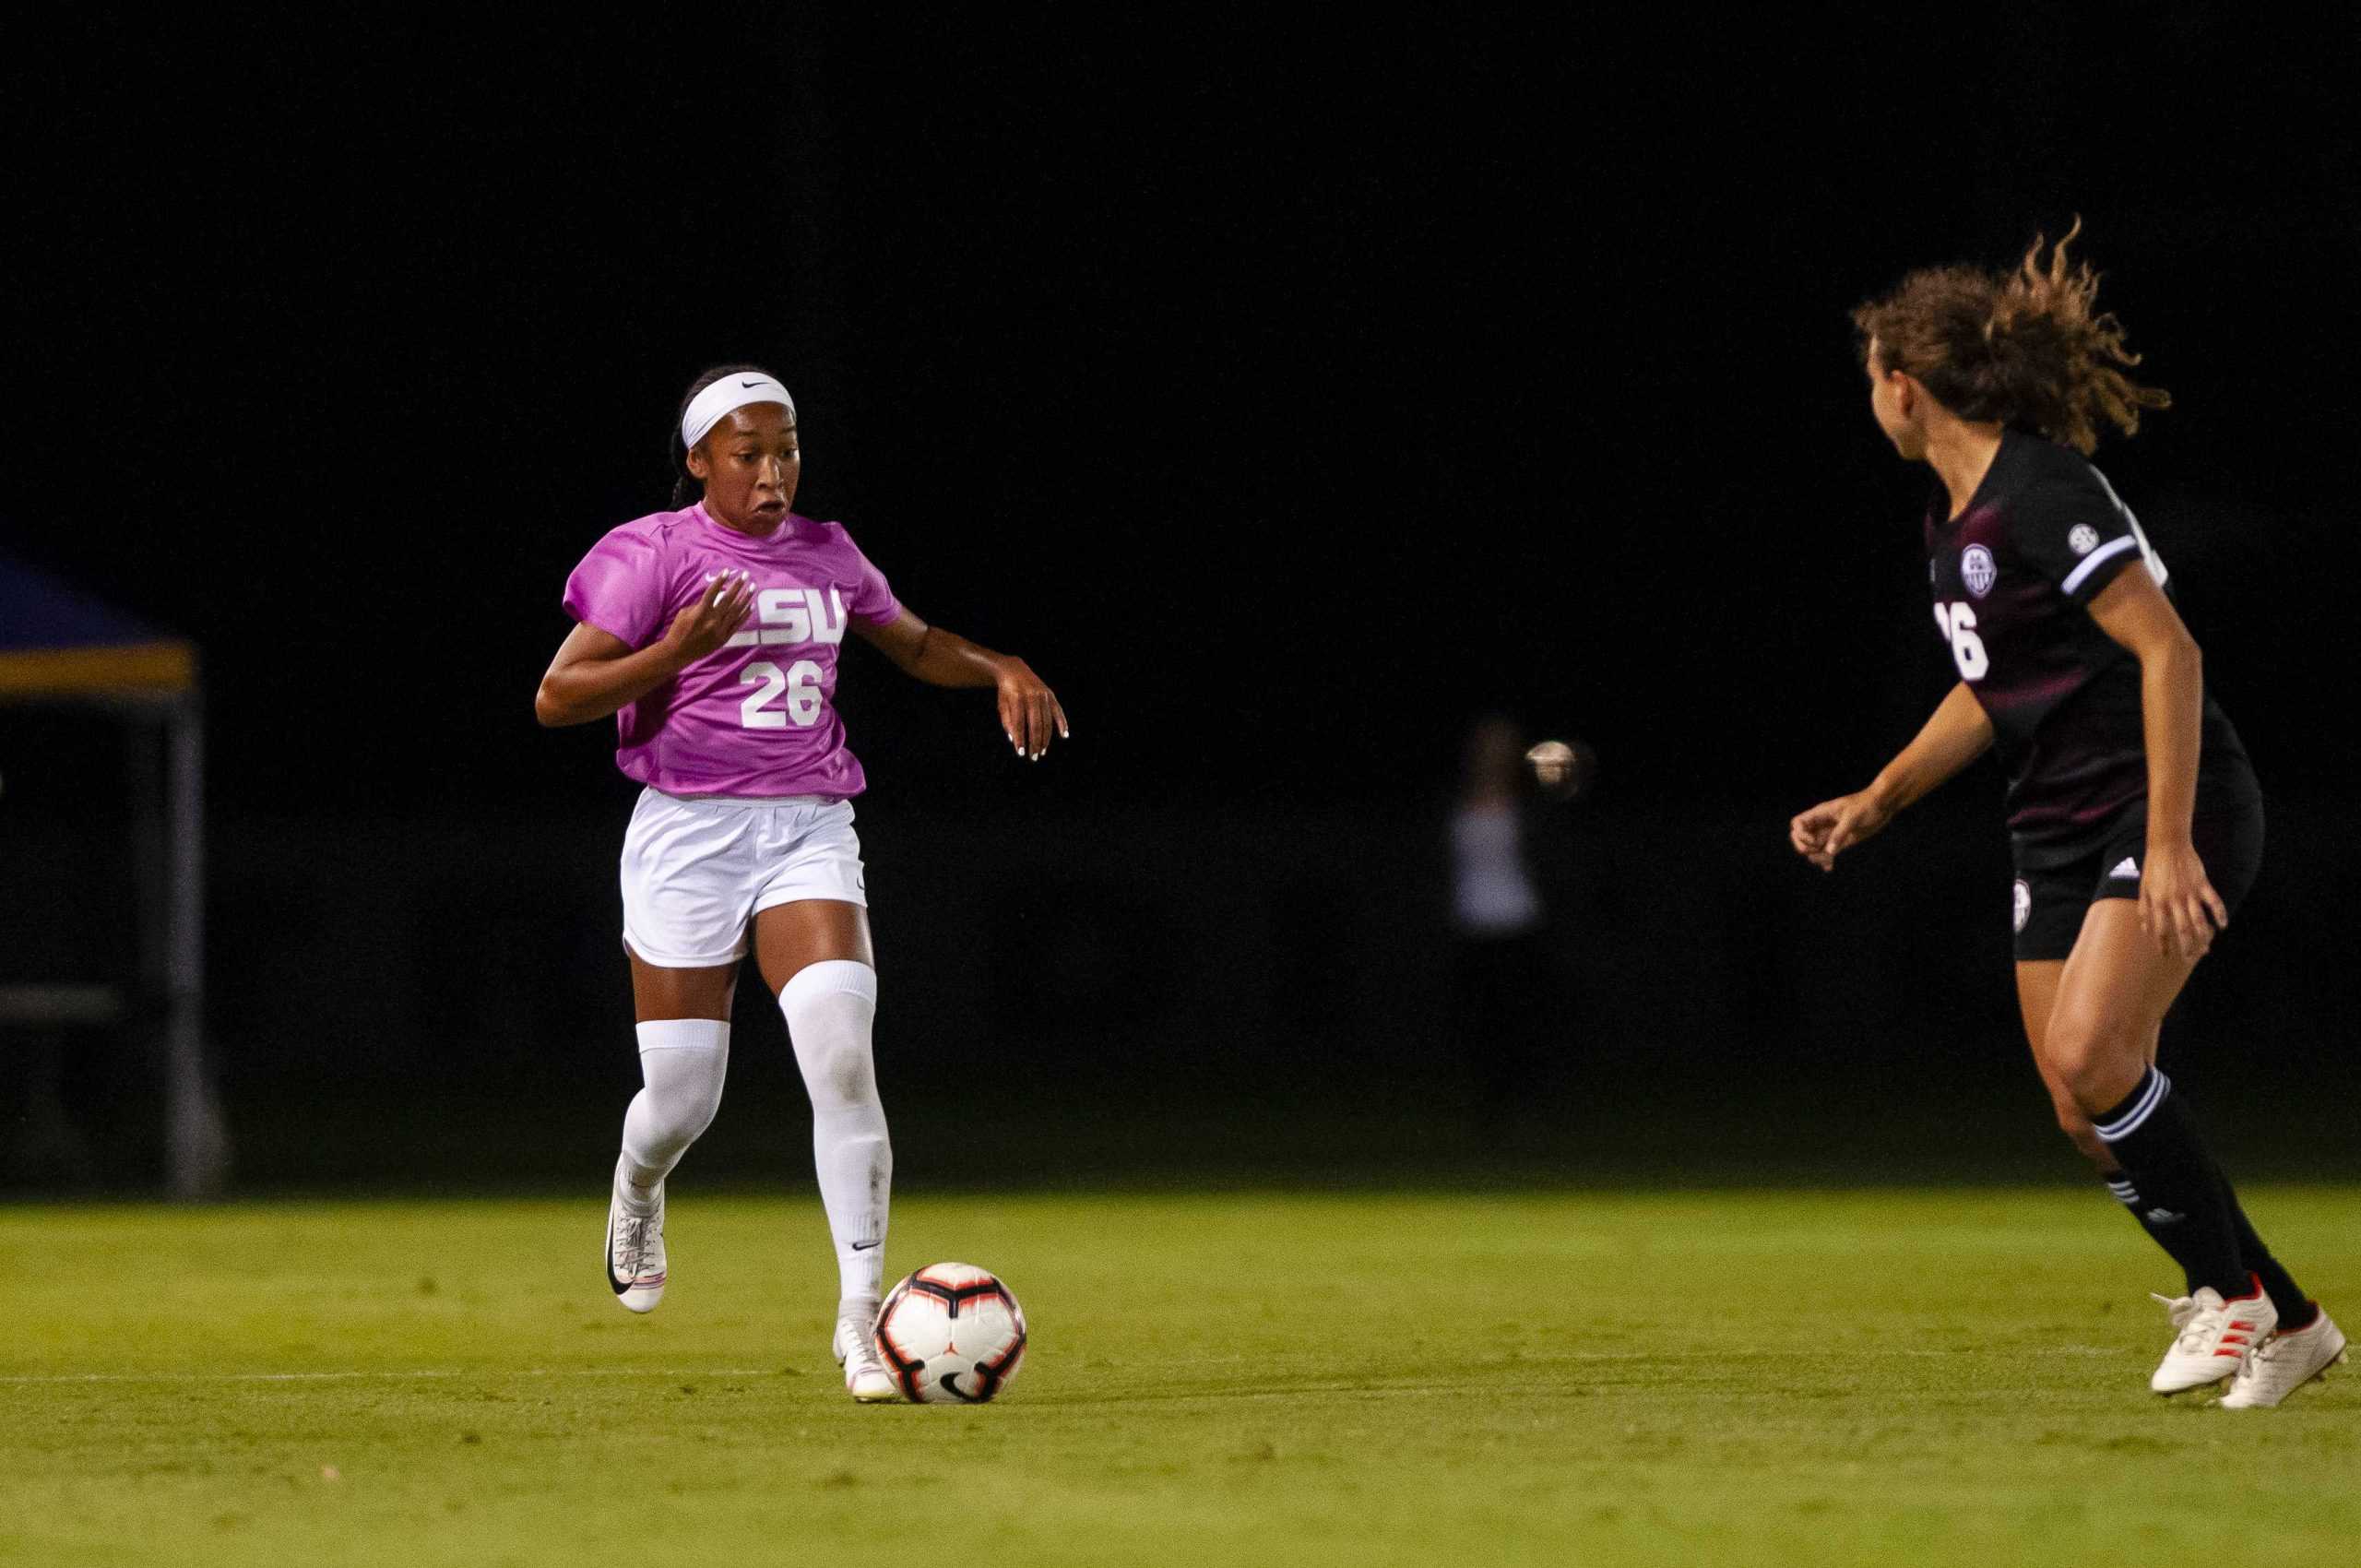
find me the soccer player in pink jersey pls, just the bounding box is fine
[536,365,1068,1402]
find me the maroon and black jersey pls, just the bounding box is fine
[1924,429,2254,868]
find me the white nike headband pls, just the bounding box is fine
[681,374,796,453]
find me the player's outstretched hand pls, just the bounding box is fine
[663,570,756,664]
[994,658,1069,763]
[2138,837,2226,962]
[1789,789,1895,873]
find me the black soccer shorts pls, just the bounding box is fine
[2011,802,2265,963]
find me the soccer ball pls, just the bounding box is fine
[873,1262,1027,1404]
[1525,738,1594,802]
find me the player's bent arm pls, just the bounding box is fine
[854,608,1071,759]
[535,623,687,727]
[535,571,755,727]
[2085,568,2202,847]
[2085,567,2222,958]
[1864,681,1994,816]
[853,608,995,687]
[1791,683,1991,871]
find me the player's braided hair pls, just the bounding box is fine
[1851,220,2169,455]
[669,362,781,508]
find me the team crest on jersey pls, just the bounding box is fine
[2011,879,2031,933]
[2069,524,2100,556]
[1962,545,1997,599]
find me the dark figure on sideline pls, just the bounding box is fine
[1446,715,1575,1119]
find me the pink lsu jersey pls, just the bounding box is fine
[562,503,904,798]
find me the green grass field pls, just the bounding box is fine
[3,1187,2354,1567]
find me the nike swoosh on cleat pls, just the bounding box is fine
[607,1229,629,1295]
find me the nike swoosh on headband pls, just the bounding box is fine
[682,374,798,453]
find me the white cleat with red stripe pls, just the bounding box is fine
[2219,1306,2347,1409]
[2149,1275,2274,1396]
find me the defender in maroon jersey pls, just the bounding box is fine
[1789,223,2341,1406]
[1924,425,2257,887]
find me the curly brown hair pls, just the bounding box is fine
[1851,220,2169,455]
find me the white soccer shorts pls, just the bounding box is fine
[619,788,868,968]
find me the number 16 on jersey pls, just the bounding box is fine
[1935,601,1988,682]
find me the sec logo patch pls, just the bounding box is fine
[1963,545,1997,599]
[2069,524,2101,556]
[2012,879,2032,933]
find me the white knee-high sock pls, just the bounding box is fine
[619,1019,730,1210]
[779,960,890,1304]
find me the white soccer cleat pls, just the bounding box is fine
[834,1313,899,1403]
[2220,1307,2347,1409]
[605,1160,668,1314]
[2149,1276,2274,1396]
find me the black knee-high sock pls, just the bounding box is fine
[2222,1182,2316,1330]
[2101,1165,2311,1325]
[2093,1067,2249,1301]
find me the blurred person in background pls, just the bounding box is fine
[1446,715,1583,1121]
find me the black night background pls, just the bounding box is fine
[5,9,2355,1192]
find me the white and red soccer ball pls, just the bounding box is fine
[873,1263,1027,1404]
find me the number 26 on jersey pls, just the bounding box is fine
[1935,601,1988,682]
[731,586,846,729]
[741,659,824,728]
